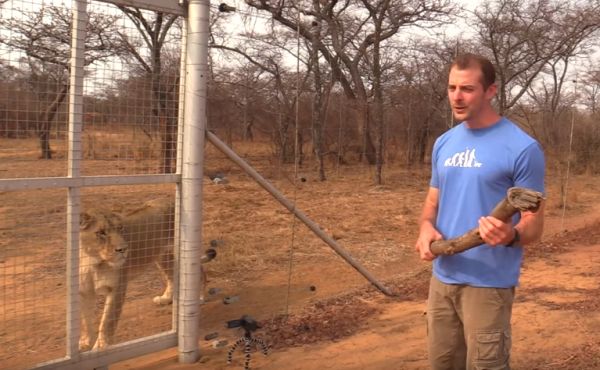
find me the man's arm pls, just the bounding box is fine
[513,199,545,245]
[415,187,443,261]
[479,200,545,246]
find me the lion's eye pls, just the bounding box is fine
[96,230,107,240]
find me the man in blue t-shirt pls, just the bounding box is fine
[415,53,545,370]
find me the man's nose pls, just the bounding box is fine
[450,89,463,101]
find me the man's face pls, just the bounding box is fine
[447,66,495,122]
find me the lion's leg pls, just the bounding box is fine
[153,251,174,305]
[199,266,207,304]
[79,270,96,351]
[94,269,128,350]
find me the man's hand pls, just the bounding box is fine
[415,222,443,261]
[478,216,515,246]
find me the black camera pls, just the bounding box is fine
[226,315,260,333]
[225,315,270,367]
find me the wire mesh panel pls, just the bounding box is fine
[0,189,68,369]
[0,0,182,179]
[0,0,72,178]
[0,0,187,368]
[78,185,176,351]
[82,1,182,176]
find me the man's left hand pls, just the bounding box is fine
[478,216,515,246]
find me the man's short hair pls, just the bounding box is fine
[451,53,496,90]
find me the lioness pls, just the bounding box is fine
[78,198,176,351]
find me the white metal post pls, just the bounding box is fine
[179,0,209,363]
[66,0,88,359]
[172,7,188,333]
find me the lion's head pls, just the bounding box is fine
[80,209,128,268]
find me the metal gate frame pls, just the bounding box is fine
[0,0,208,368]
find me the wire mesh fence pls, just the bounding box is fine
[0,0,181,179]
[1,0,185,368]
[0,0,426,364]
[77,186,177,350]
[0,189,68,369]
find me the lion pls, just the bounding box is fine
[78,198,179,351]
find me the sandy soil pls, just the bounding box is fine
[111,218,600,370]
[2,137,600,370]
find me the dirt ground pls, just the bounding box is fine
[3,137,600,369]
[111,216,600,370]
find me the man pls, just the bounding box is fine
[415,53,545,370]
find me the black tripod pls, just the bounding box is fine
[226,315,269,370]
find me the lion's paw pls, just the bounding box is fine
[153,295,173,305]
[79,336,91,351]
[92,337,108,351]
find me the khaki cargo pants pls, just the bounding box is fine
[427,276,514,370]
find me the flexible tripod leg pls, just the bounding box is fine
[244,338,252,370]
[250,337,269,356]
[227,337,245,364]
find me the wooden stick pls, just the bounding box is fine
[429,187,544,256]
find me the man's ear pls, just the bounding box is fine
[485,83,498,100]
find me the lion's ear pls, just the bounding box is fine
[80,212,95,230]
[108,213,124,230]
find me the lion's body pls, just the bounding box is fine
[78,198,175,351]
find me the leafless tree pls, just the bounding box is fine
[398,39,459,166]
[306,1,337,181]
[245,0,453,173]
[210,19,312,164]
[473,0,600,115]
[0,5,127,158]
[117,7,181,173]
[362,0,390,184]
[580,63,600,116]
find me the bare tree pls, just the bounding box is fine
[385,37,460,167]
[0,5,127,158]
[307,5,335,181]
[245,0,453,171]
[361,0,389,184]
[473,0,600,114]
[580,63,600,115]
[210,23,312,164]
[117,7,180,173]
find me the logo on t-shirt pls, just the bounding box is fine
[443,148,482,168]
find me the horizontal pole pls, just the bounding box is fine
[96,0,185,15]
[33,331,177,370]
[0,174,180,191]
[206,131,393,296]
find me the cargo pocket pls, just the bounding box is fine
[474,330,510,370]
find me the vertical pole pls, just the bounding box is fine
[561,79,577,231]
[66,0,87,359]
[179,0,209,363]
[173,10,188,333]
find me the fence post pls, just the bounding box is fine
[179,0,209,363]
[66,0,88,360]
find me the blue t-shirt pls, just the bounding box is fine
[430,117,545,288]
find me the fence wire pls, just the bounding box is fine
[1,0,183,368]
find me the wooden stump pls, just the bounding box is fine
[429,187,544,256]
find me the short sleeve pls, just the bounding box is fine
[514,142,545,195]
[430,138,440,189]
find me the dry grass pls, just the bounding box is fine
[3,132,600,369]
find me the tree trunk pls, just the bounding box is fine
[430,187,544,256]
[358,100,376,164]
[243,119,254,141]
[372,25,384,185]
[39,129,52,159]
[159,114,177,173]
[37,84,68,159]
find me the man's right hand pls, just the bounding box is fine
[415,222,443,261]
